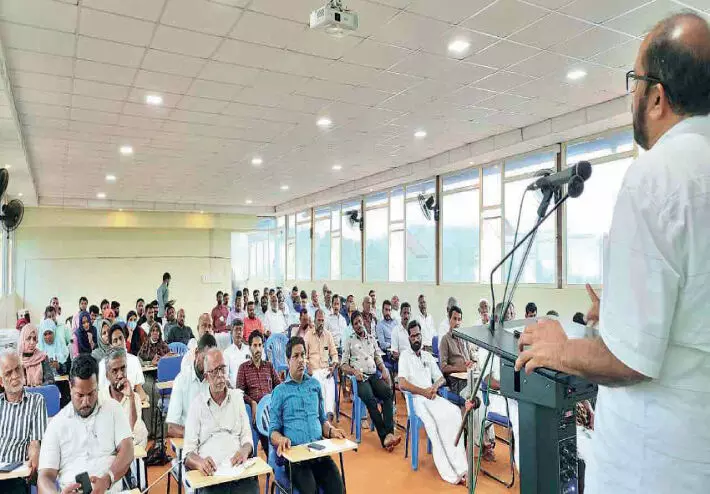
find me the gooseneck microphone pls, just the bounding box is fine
[526,161,592,198]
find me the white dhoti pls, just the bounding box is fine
[312,368,336,416]
[487,393,519,466]
[413,394,468,484]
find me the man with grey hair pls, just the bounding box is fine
[99,348,148,448]
[0,351,47,493]
[438,296,459,337]
[184,348,257,493]
[306,290,323,320]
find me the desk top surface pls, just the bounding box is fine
[134,444,147,459]
[282,439,358,463]
[185,457,272,489]
[0,463,30,481]
[156,380,173,390]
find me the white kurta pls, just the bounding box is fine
[412,310,436,347]
[588,116,710,493]
[311,368,336,416]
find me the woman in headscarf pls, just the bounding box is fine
[138,322,170,365]
[126,310,145,356]
[38,315,69,375]
[18,324,54,386]
[73,310,97,355]
[91,320,111,363]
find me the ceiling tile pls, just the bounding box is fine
[79,8,156,47]
[141,49,207,77]
[197,61,261,85]
[340,39,412,70]
[389,52,459,79]
[175,96,230,113]
[247,0,322,23]
[508,50,577,77]
[510,12,591,49]
[590,38,642,69]
[434,85,498,107]
[525,0,574,7]
[0,21,75,56]
[71,95,126,113]
[73,79,131,101]
[134,69,194,93]
[248,71,311,94]
[14,88,72,107]
[0,0,77,32]
[71,108,121,125]
[423,27,497,59]
[187,79,243,100]
[17,101,70,119]
[549,27,631,60]
[151,25,223,58]
[160,0,243,36]
[560,0,651,24]
[405,0,491,23]
[466,40,540,70]
[122,101,173,119]
[76,36,146,67]
[11,71,73,93]
[372,11,451,51]
[213,39,288,69]
[277,52,334,77]
[5,49,74,77]
[230,10,305,48]
[117,114,165,131]
[462,0,548,37]
[604,0,683,37]
[74,60,137,86]
[126,87,183,107]
[478,93,530,111]
[287,29,362,60]
[314,61,383,86]
[366,70,423,93]
[349,0,401,37]
[82,0,167,22]
[475,71,535,92]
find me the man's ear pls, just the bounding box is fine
[649,84,668,120]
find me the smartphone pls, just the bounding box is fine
[75,472,92,494]
[307,442,326,451]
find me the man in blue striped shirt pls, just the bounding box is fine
[269,336,346,494]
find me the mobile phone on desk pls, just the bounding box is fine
[307,442,326,451]
[75,472,92,494]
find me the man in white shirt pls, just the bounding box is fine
[38,354,133,494]
[183,313,214,372]
[412,294,435,349]
[390,302,412,360]
[515,14,710,494]
[224,321,251,388]
[98,325,147,402]
[184,348,257,494]
[264,294,287,336]
[167,334,216,438]
[368,290,382,321]
[477,299,491,326]
[390,295,401,324]
[306,290,323,320]
[226,291,246,327]
[325,295,347,351]
[437,296,458,338]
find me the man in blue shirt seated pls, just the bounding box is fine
[269,336,347,494]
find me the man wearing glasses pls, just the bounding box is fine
[515,13,710,494]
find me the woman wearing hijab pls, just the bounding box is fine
[73,310,97,355]
[126,310,145,356]
[138,322,170,365]
[18,324,54,386]
[38,316,69,376]
[91,320,111,363]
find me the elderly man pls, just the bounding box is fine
[38,355,133,494]
[167,334,216,438]
[167,308,193,346]
[306,290,323,320]
[184,349,257,494]
[99,348,149,448]
[438,296,458,337]
[99,324,148,403]
[227,291,246,326]
[477,299,491,325]
[224,320,251,388]
[412,294,435,348]
[0,351,47,494]
[264,294,287,336]
[183,313,214,371]
[390,302,412,360]
[390,295,401,323]
[305,309,339,421]
[293,309,311,339]
[326,294,347,352]
[361,296,377,336]
[270,337,347,494]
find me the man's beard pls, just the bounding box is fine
[411,341,422,352]
[633,93,650,150]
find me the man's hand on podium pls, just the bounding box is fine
[515,319,569,374]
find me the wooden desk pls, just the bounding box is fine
[450,372,468,380]
[185,457,272,492]
[142,364,158,372]
[169,438,185,494]
[156,380,174,391]
[281,439,358,494]
[170,438,184,451]
[0,462,30,481]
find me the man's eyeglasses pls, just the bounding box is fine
[206,365,227,376]
[626,70,663,94]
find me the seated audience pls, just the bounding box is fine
[369,290,382,320]
[438,306,477,396]
[89,305,101,329]
[0,351,47,494]
[413,294,435,349]
[299,290,309,314]
[99,348,148,448]
[477,299,491,325]
[390,295,401,323]
[138,322,170,365]
[92,320,112,363]
[224,320,251,388]
[307,290,323,319]
[162,305,179,340]
[264,294,287,336]
[546,309,559,317]
[438,297,458,337]
[525,302,537,318]
[111,301,123,323]
[326,294,347,351]
[211,291,229,333]
[258,295,269,322]
[305,309,339,421]
[166,308,193,345]
[16,309,30,331]
[270,336,347,494]
[243,301,265,340]
[184,349,258,494]
[74,310,97,356]
[343,295,355,325]
[166,334,217,438]
[573,312,586,325]
[361,296,377,335]
[341,311,399,451]
[398,323,469,484]
[375,300,398,351]
[98,325,147,402]
[135,298,146,326]
[227,290,246,326]
[139,303,160,337]
[390,302,412,360]
[223,291,231,310]
[71,296,89,331]
[18,324,54,386]
[182,313,214,372]
[293,309,311,339]
[38,313,69,375]
[125,310,144,356]
[38,354,133,494]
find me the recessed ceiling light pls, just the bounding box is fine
[145,94,163,106]
[245,199,253,205]
[448,39,471,55]
[17,192,23,197]
[251,157,263,166]
[332,164,342,171]
[280,185,289,191]
[119,145,133,156]
[316,117,332,128]
[105,174,116,182]
[566,69,587,81]
[414,130,427,138]
[96,192,106,199]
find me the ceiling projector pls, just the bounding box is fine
[309,0,359,37]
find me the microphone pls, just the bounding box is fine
[526,161,592,198]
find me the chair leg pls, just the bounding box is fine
[404,419,410,459]
[411,417,419,471]
[426,438,432,454]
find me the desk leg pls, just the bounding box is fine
[289,460,294,494]
[136,458,141,489]
[339,452,346,494]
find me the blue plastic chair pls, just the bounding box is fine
[432,335,439,359]
[157,355,182,404]
[348,375,375,443]
[403,391,432,471]
[244,402,259,458]
[438,385,465,406]
[264,333,288,374]
[27,384,61,417]
[168,342,188,356]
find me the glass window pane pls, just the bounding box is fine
[296,218,311,280]
[390,187,404,222]
[331,207,340,231]
[567,157,633,284]
[341,203,362,280]
[275,219,285,283]
[314,217,330,280]
[389,230,404,282]
[443,168,479,192]
[481,217,502,284]
[296,210,310,222]
[442,190,480,282]
[315,207,330,219]
[286,238,295,280]
[331,236,341,280]
[567,130,634,164]
[366,207,388,282]
[366,191,388,208]
[483,164,501,206]
[406,201,435,282]
[406,180,435,200]
[287,214,296,238]
[505,151,556,179]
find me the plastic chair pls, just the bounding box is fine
[403,391,432,471]
[437,386,465,406]
[27,384,61,417]
[264,333,288,374]
[168,342,189,356]
[432,335,439,359]
[244,402,259,458]
[480,382,516,488]
[348,375,376,443]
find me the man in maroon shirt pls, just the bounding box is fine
[237,330,280,452]
[211,290,229,333]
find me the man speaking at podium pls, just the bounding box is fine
[515,13,710,494]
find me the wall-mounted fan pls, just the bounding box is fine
[346,209,363,231]
[0,168,24,233]
[417,193,439,221]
